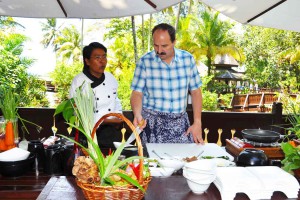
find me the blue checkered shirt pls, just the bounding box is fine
[131,48,202,113]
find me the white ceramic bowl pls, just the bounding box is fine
[0,147,30,162]
[183,169,216,183]
[185,177,212,194]
[184,159,217,171]
[158,158,185,171]
[149,167,175,177]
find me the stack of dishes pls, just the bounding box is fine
[183,159,217,194]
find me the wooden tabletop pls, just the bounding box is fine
[0,170,299,200]
[0,172,298,200]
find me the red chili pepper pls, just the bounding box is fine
[108,148,112,155]
[129,163,140,179]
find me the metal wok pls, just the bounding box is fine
[241,129,284,143]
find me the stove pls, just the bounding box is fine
[225,138,284,160]
[242,139,281,147]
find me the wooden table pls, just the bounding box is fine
[0,171,298,200]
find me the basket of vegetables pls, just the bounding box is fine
[56,85,151,200]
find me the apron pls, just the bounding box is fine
[141,108,194,144]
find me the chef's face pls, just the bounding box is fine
[153,29,175,63]
[85,48,107,78]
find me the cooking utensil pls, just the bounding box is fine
[152,150,163,160]
[124,127,142,146]
[204,128,209,143]
[124,120,145,146]
[164,153,181,161]
[217,129,223,146]
[241,129,284,143]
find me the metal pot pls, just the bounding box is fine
[241,129,284,143]
[237,149,268,166]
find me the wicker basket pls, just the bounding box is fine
[76,113,151,200]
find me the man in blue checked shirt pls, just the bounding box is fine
[130,23,204,144]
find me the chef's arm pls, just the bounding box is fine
[130,90,145,128]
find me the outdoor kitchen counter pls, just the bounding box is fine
[0,172,298,200]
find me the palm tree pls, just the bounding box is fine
[55,25,82,63]
[0,16,24,30]
[190,10,243,76]
[40,18,61,52]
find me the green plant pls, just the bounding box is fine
[54,84,149,190]
[0,88,18,121]
[281,142,300,173]
[0,87,42,135]
[281,100,300,173]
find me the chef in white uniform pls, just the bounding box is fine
[69,42,122,148]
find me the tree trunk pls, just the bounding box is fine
[188,0,193,15]
[131,16,138,64]
[175,3,182,31]
[141,15,145,55]
[147,14,152,52]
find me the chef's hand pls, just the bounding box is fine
[185,123,204,144]
[133,115,147,131]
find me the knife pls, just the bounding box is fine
[124,120,145,146]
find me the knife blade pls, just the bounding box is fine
[124,127,142,146]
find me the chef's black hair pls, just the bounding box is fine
[82,42,107,71]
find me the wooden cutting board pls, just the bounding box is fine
[225,139,284,159]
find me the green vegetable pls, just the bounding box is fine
[201,156,230,160]
[0,88,18,120]
[56,83,147,191]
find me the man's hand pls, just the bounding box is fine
[133,115,147,131]
[185,123,204,144]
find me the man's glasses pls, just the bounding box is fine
[92,55,107,60]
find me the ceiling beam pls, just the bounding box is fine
[247,0,286,23]
[144,0,157,9]
[57,0,67,17]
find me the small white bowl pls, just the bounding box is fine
[158,158,185,171]
[149,167,175,177]
[183,170,216,184]
[185,177,211,194]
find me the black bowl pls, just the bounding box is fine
[0,153,35,177]
[121,146,138,158]
[236,149,268,166]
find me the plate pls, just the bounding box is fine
[146,143,234,161]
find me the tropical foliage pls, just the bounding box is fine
[0,24,49,107]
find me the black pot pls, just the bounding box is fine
[237,149,268,166]
[121,146,138,158]
[0,153,35,177]
[44,144,63,175]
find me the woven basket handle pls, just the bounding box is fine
[91,113,144,183]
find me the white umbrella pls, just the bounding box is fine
[200,0,300,32]
[0,0,185,18]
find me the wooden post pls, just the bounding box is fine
[271,102,283,133]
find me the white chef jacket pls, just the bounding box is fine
[69,72,122,124]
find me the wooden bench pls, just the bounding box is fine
[227,94,248,112]
[244,93,264,112]
[261,93,279,112]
